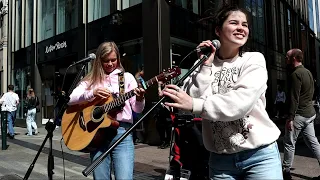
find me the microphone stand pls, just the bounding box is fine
[23,63,87,180]
[82,53,210,176]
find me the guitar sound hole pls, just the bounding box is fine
[93,107,104,120]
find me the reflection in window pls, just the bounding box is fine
[13,67,31,119]
[88,0,110,22]
[288,10,292,49]
[316,0,320,37]
[38,0,55,41]
[25,0,33,46]
[245,0,265,44]
[300,23,307,53]
[280,2,285,53]
[174,0,198,14]
[122,0,142,10]
[15,0,22,50]
[308,0,314,32]
[57,0,79,34]
[271,0,278,51]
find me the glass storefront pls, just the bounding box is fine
[57,0,79,34]
[38,0,56,41]
[87,0,111,22]
[38,0,80,42]
[121,0,142,10]
[13,67,32,119]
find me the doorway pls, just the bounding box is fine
[38,54,85,121]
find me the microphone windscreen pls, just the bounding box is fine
[89,53,96,60]
[212,40,221,50]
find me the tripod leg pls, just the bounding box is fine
[23,133,50,180]
[48,132,54,180]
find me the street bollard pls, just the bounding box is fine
[1,111,7,150]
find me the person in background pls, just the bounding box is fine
[155,81,172,149]
[282,48,320,180]
[161,5,283,179]
[133,65,145,144]
[68,41,145,180]
[274,85,286,118]
[25,88,39,136]
[0,85,19,139]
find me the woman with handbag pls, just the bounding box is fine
[25,88,39,136]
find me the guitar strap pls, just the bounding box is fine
[118,72,125,109]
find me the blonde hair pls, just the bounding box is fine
[27,88,35,98]
[82,41,125,89]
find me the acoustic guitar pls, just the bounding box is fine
[61,67,181,152]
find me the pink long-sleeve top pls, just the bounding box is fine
[68,69,145,124]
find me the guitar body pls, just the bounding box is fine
[62,96,120,152]
[61,67,181,152]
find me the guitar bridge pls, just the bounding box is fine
[79,111,87,131]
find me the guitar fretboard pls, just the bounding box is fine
[102,76,158,112]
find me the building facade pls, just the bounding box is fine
[0,0,8,95]
[6,0,320,131]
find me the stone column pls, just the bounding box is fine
[0,0,8,94]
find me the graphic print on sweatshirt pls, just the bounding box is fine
[210,66,254,152]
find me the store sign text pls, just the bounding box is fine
[45,41,67,54]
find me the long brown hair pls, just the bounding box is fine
[214,5,249,57]
[81,41,125,89]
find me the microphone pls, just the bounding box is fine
[196,40,221,54]
[71,53,96,66]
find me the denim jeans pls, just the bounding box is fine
[26,108,38,136]
[209,142,283,180]
[90,122,134,180]
[7,111,16,136]
[283,114,320,169]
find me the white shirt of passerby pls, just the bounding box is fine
[0,92,19,112]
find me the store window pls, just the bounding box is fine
[121,0,142,10]
[88,0,111,22]
[13,67,32,119]
[57,0,79,34]
[271,0,278,51]
[38,0,56,42]
[118,41,143,75]
[316,0,320,37]
[25,0,33,46]
[287,9,292,49]
[174,0,198,14]
[280,2,286,53]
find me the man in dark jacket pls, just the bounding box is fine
[283,49,320,180]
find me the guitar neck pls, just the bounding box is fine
[102,76,158,112]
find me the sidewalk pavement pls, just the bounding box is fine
[1,123,320,180]
[0,126,169,180]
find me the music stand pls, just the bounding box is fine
[23,63,87,180]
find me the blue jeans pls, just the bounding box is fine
[283,114,320,169]
[7,111,16,136]
[90,122,134,180]
[26,108,38,135]
[209,142,283,180]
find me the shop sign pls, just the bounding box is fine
[45,41,67,54]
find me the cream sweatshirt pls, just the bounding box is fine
[182,52,280,154]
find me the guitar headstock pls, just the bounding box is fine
[156,66,181,83]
